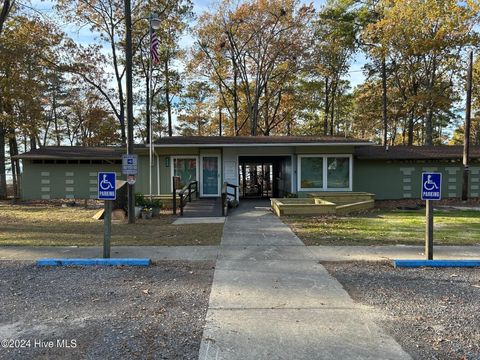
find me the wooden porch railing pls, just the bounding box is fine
[172,176,199,215]
[222,182,239,217]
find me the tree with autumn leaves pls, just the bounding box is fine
[2,0,480,199]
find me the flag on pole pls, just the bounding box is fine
[150,31,160,64]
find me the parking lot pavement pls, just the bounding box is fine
[324,261,480,359]
[0,260,214,360]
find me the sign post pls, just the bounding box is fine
[421,172,442,260]
[98,172,117,258]
[122,154,138,224]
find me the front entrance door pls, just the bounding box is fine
[200,155,220,197]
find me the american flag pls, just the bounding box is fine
[150,31,160,64]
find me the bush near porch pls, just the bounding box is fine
[284,209,480,246]
[0,202,222,246]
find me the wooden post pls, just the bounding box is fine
[103,200,112,258]
[180,194,184,216]
[462,50,473,201]
[172,176,176,215]
[425,200,433,260]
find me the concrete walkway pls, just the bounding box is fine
[0,246,219,261]
[198,201,411,360]
[1,244,479,262]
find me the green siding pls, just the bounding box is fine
[136,155,160,195]
[19,148,480,201]
[354,160,479,200]
[22,161,122,200]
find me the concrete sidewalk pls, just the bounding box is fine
[0,246,219,261]
[198,201,411,360]
[1,244,479,262]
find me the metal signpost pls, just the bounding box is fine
[421,172,442,260]
[98,172,117,258]
[122,154,137,223]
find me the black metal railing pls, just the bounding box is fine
[172,176,198,215]
[222,182,239,216]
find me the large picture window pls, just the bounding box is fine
[327,157,350,189]
[299,157,323,190]
[172,157,197,188]
[298,155,352,191]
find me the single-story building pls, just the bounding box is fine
[13,136,480,201]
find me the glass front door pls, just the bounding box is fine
[201,156,220,197]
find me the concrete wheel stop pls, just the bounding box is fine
[393,259,480,268]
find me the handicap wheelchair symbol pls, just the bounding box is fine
[423,175,439,191]
[99,174,115,191]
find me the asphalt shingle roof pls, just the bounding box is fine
[354,145,480,160]
[153,136,371,145]
[13,140,480,161]
[13,146,126,160]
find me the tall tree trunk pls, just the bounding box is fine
[165,58,173,137]
[330,80,337,136]
[382,57,388,146]
[425,58,437,146]
[30,136,37,150]
[0,121,6,199]
[8,132,19,198]
[53,92,61,146]
[233,69,239,135]
[218,82,222,136]
[0,0,12,35]
[324,77,329,135]
[408,108,415,146]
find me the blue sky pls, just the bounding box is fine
[29,0,367,87]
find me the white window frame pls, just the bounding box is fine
[297,155,325,191]
[297,154,353,192]
[170,156,199,191]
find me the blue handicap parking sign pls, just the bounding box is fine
[421,172,442,201]
[98,172,116,200]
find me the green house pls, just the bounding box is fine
[14,136,480,201]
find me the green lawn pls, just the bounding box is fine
[284,209,480,246]
[0,203,223,246]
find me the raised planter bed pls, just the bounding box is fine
[271,198,336,216]
[271,192,375,217]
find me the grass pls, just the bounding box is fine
[0,203,223,246]
[284,208,480,246]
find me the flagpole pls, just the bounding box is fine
[149,13,154,203]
